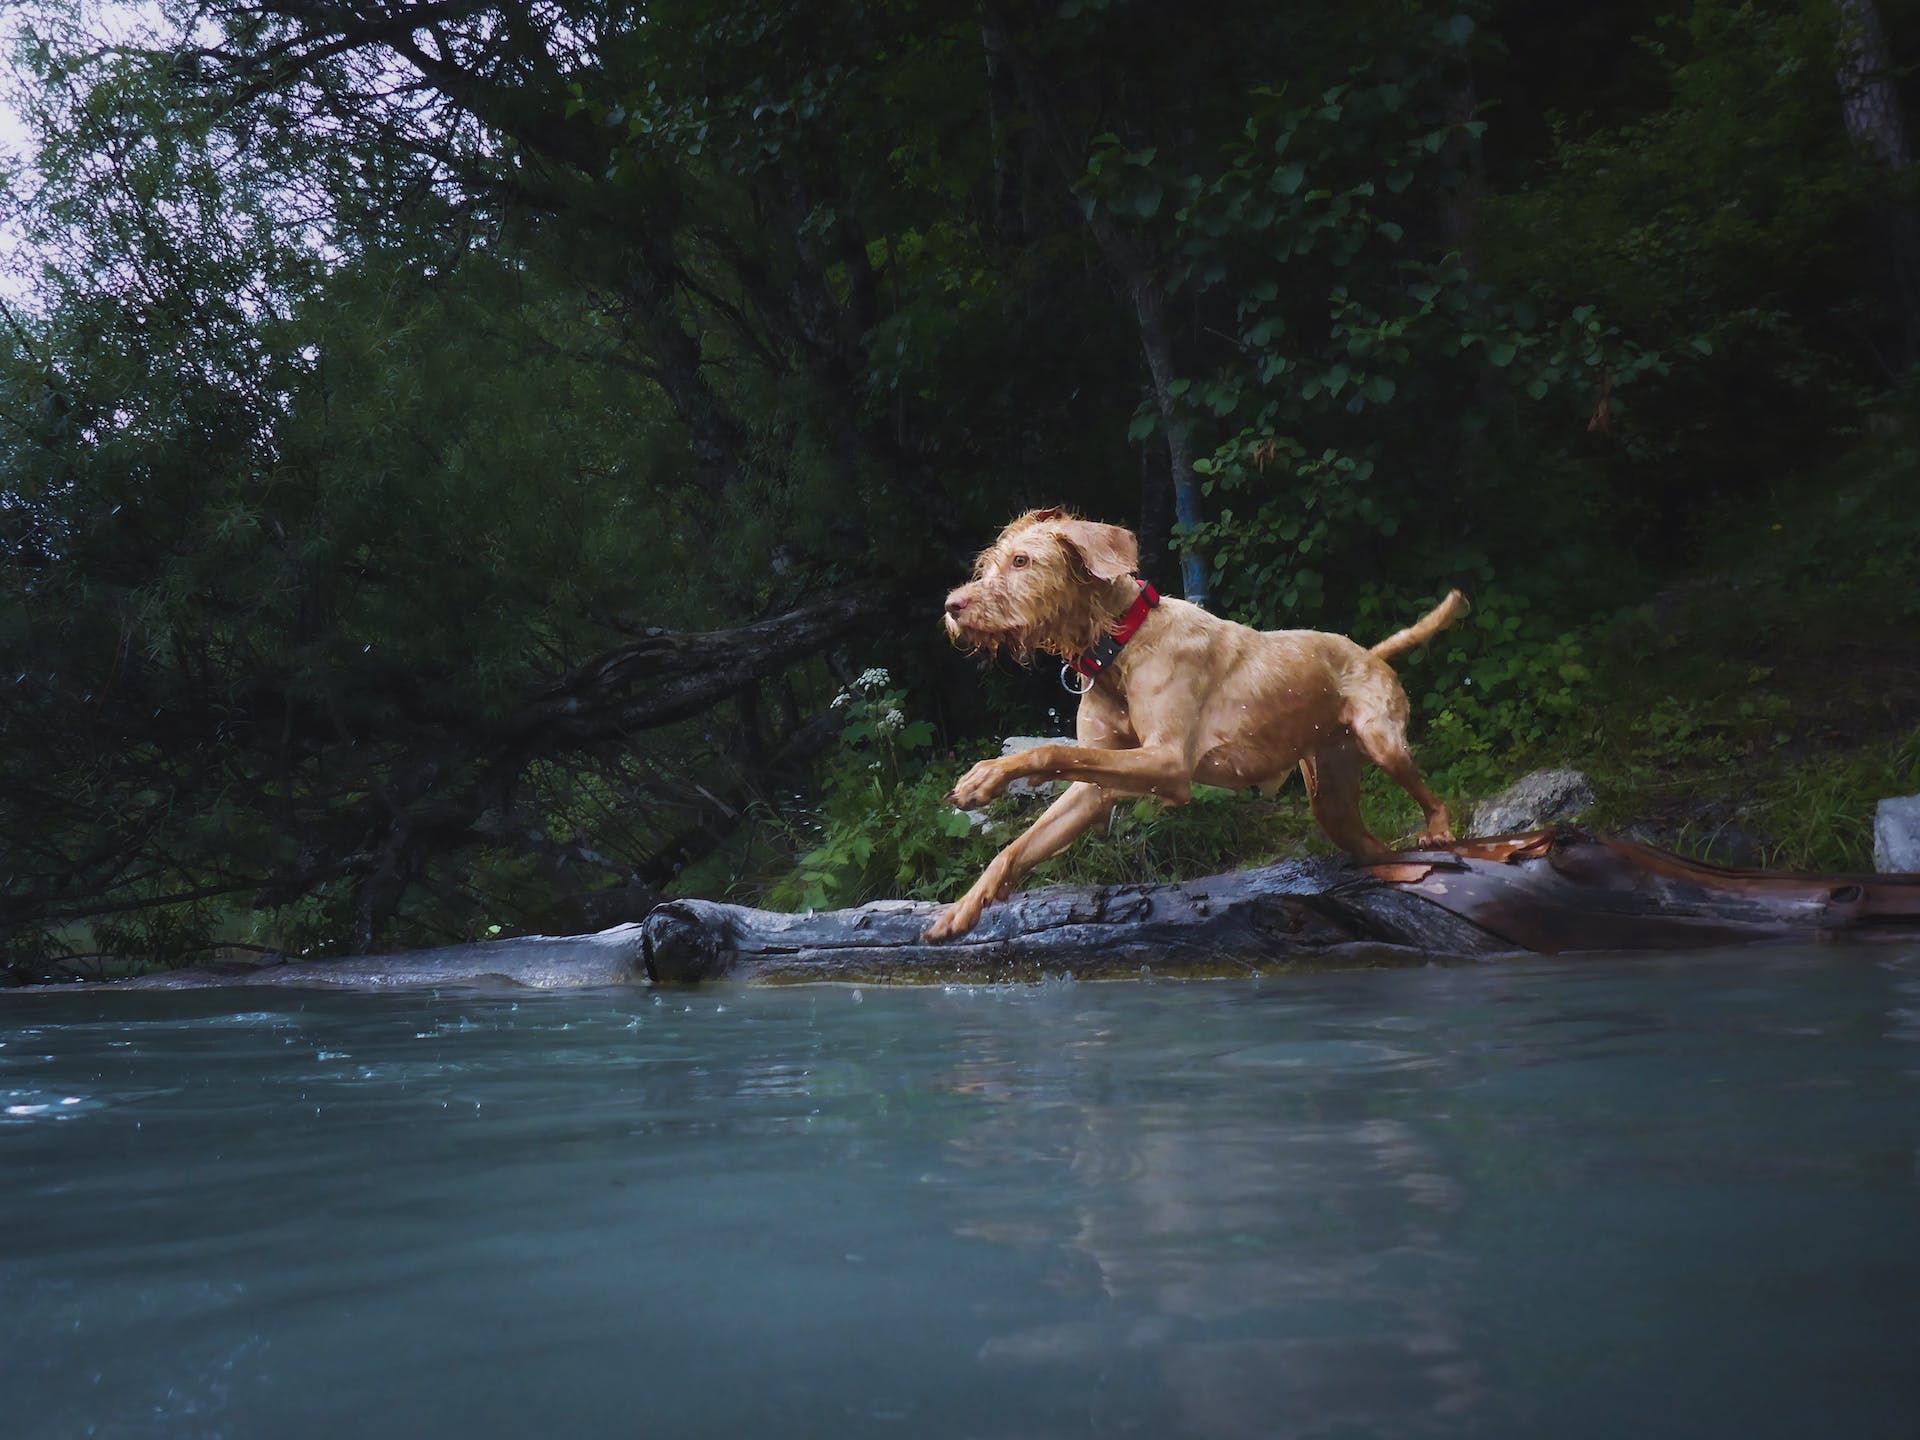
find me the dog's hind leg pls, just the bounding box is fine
[1300,735,1391,859]
[1346,708,1452,847]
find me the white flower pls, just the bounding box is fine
[877,708,905,734]
[855,667,890,694]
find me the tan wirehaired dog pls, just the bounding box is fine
[925,506,1468,942]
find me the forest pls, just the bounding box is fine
[1,0,1916,981]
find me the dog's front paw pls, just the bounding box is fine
[921,899,983,943]
[946,758,1008,811]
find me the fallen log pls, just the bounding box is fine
[49,925,650,992]
[640,828,1920,985]
[20,828,1917,993]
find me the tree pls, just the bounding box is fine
[1832,0,1919,370]
[2,0,1909,976]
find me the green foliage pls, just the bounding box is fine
[1039,787,1318,884]
[1479,0,1891,513]
[1750,730,1920,872]
[764,670,988,912]
[1711,441,1920,622]
[2,0,1915,971]
[1408,587,1601,796]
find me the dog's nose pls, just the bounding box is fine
[944,592,971,617]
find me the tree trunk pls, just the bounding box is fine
[981,23,1025,249]
[979,5,1210,604]
[1127,262,1211,607]
[1833,0,1920,370]
[1835,0,1913,169]
[1137,436,1174,593]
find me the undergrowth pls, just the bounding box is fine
[738,443,1918,906]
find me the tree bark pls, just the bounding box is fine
[1834,0,1913,170]
[1121,251,1211,607]
[979,4,1210,605]
[1832,0,1920,370]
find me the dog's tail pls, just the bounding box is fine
[1371,590,1470,662]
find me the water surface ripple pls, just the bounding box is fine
[4,949,1918,1439]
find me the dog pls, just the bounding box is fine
[925,507,1467,941]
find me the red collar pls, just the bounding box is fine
[1067,581,1161,684]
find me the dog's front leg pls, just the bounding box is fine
[923,782,1114,942]
[948,742,1192,809]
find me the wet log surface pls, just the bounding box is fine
[40,925,651,993]
[18,829,1919,993]
[640,828,1920,986]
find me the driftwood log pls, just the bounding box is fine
[61,925,651,992]
[27,828,1918,993]
[640,828,1920,985]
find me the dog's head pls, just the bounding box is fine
[942,507,1140,663]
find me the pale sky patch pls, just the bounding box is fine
[0,2,168,309]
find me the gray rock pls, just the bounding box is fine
[1874,794,1920,873]
[1000,735,1075,798]
[1468,768,1596,838]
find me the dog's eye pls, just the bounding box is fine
[1010,553,1030,569]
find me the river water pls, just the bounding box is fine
[4,950,1918,1439]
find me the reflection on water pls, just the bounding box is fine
[3,950,1919,1439]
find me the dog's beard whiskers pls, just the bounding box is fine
[946,613,1030,664]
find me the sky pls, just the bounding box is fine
[0,94,32,308]
[0,3,164,307]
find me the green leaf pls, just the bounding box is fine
[1271,162,1306,196]
[1487,340,1518,367]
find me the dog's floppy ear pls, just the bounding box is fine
[1053,519,1139,583]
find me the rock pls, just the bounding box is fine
[1468,768,1596,838]
[1000,735,1075,798]
[1875,794,1920,873]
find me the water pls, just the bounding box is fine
[4,951,1918,1440]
